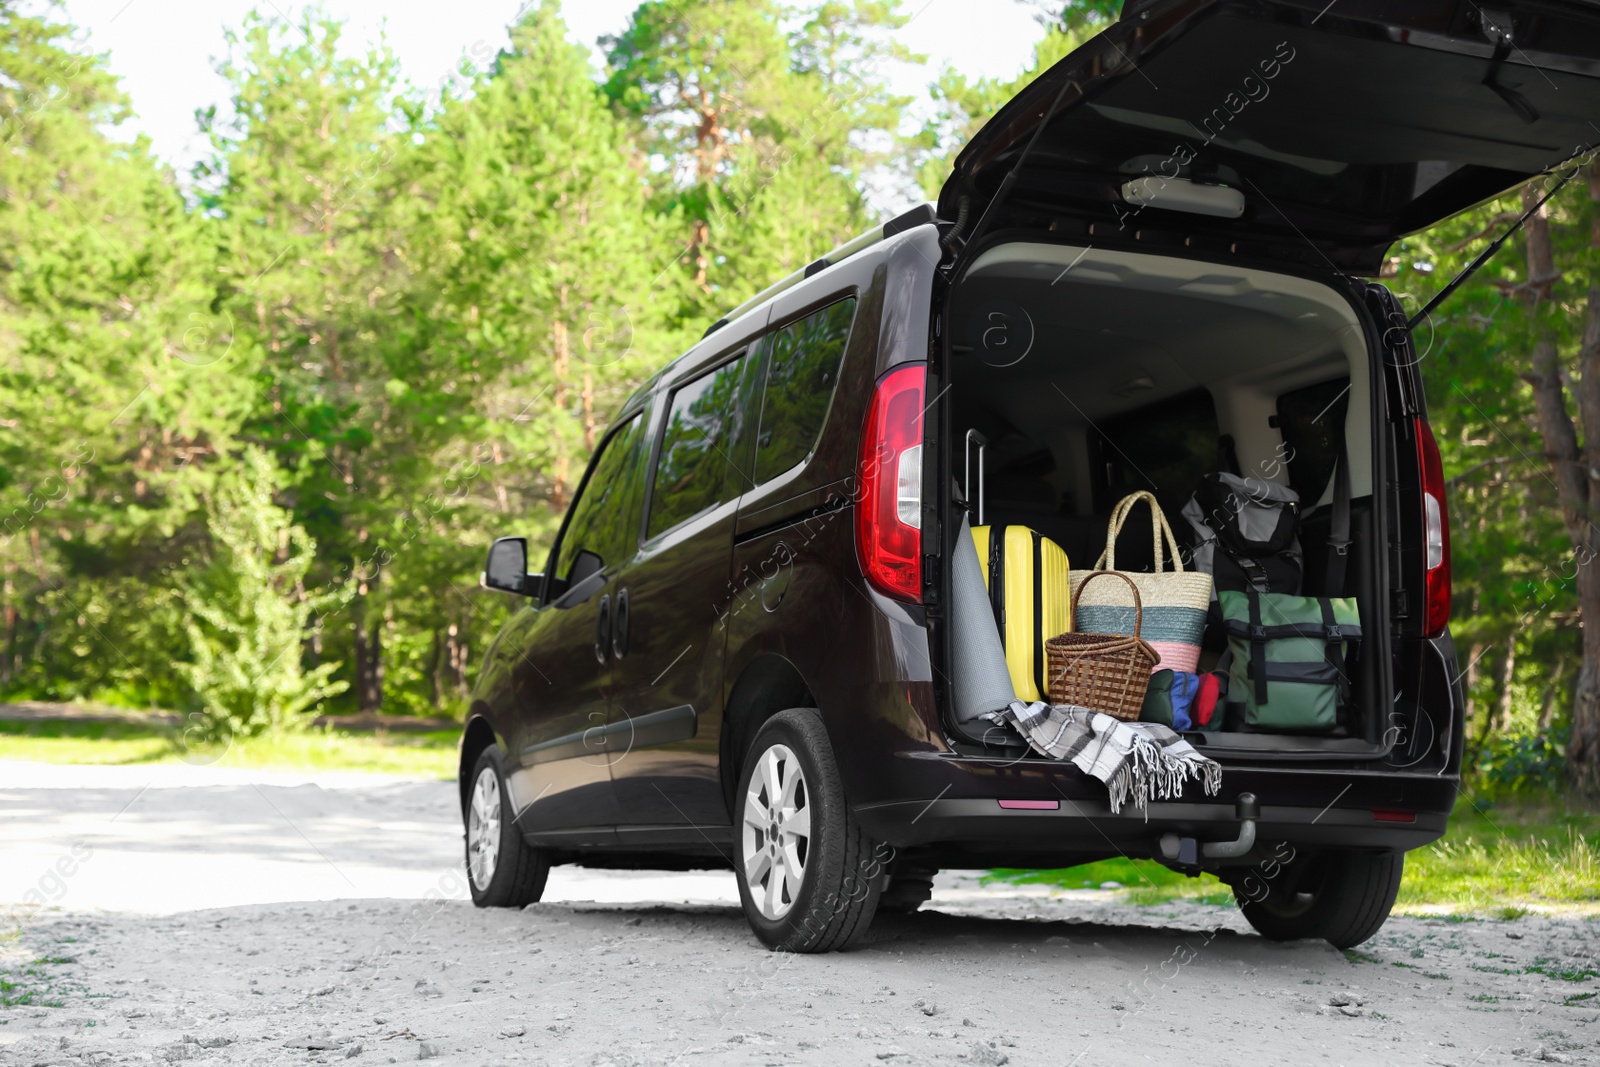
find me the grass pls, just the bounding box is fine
[0,952,76,1010]
[985,857,1234,905]
[1396,802,1600,912]
[0,716,458,778]
[985,798,1600,915]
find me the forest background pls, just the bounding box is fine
[3,0,1597,795]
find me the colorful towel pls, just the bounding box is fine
[988,700,1222,815]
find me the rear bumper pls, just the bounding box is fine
[853,760,1456,863]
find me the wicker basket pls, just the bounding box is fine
[1046,571,1160,721]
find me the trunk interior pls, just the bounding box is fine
[941,241,1390,759]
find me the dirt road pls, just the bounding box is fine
[1,761,1595,1066]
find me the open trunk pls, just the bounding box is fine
[939,241,1392,758]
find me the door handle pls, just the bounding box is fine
[613,588,630,658]
[594,593,611,664]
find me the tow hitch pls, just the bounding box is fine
[1159,793,1259,866]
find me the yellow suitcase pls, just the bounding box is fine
[971,524,1072,702]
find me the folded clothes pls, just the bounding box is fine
[988,699,1222,815]
[1142,669,1202,731]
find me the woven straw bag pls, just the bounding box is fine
[1047,571,1160,721]
[1068,491,1213,673]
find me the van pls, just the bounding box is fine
[459,0,1600,951]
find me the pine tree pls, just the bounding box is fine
[199,9,414,711]
[604,0,914,317]
[0,1,244,701]
[177,446,348,739]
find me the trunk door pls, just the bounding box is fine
[940,0,1600,273]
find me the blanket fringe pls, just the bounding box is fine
[995,700,1222,816]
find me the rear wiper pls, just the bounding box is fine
[1408,152,1590,330]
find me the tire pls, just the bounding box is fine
[734,708,885,952]
[877,865,937,914]
[464,746,550,908]
[1235,849,1403,949]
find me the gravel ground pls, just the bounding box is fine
[1,761,1597,1066]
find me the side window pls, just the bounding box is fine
[753,297,856,484]
[550,411,647,587]
[647,352,758,540]
[1275,377,1351,503]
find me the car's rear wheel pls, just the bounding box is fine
[734,708,884,952]
[465,746,550,908]
[1235,849,1403,948]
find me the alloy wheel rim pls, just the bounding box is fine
[467,765,501,890]
[740,743,811,920]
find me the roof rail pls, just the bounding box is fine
[701,203,938,339]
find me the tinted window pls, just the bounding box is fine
[1093,388,1221,511]
[754,298,856,483]
[647,353,758,539]
[1276,377,1351,504]
[551,411,647,584]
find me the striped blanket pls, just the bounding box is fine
[988,700,1221,815]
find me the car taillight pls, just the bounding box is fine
[856,364,925,601]
[1416,416,1451,637]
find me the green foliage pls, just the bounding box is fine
[1392,164,1599,783]
[1475,728,1569,798]
[910,23,1095,199]
[0,0,921,729]
[2,0,1597,781]
[175,447,348,739]
[603,0,914,313]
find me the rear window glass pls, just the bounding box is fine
[753,298,856,484]
[647,352,759,539]
[1093,388,1221,511]
[1276,377,1351,504]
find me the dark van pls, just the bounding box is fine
[458,0,1600,951]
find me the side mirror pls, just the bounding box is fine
[481,537,539,597]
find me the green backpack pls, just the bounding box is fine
[1219,589,1361,731]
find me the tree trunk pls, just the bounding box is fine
[369,620,384,711]
[445,623,466,700]
[1493,636,1517,733]
[1,567,14,686]
[582,371,596,451]
[353,619,369,711]
[1463,639,1484,731]
[1540,656,1566,730]
[428,629,442,710]
[551,287,571,510]
[1517,182,1600,793]
[354,612,383,714]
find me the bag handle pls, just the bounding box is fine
[1095,491,1187,574]
[1070,569,1145,640]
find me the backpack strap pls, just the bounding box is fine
[1248,590,1269,706]
[1325,439,1351,595]
[1319,596,1351,702]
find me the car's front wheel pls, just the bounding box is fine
[734,708,885,952]
[1234,848,1404,948]
[465,746,550,908]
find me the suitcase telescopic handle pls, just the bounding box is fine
[965,429,987,525]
